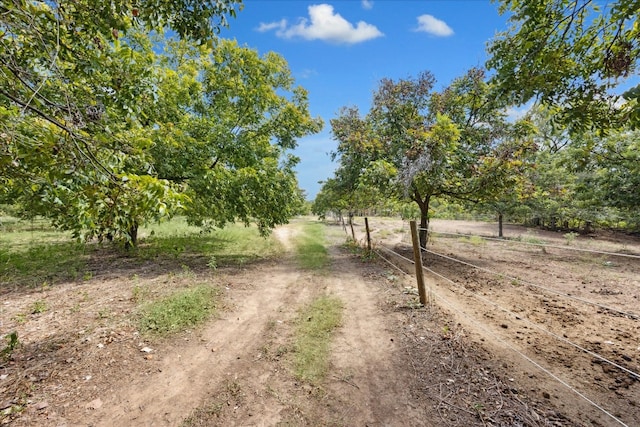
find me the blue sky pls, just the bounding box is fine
[219,1,511,199]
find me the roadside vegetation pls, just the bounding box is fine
[292,221,330,270]
[293,295,344,384]
[138,285,219,337]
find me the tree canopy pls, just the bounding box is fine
[1,1,323,244]
[487,0,639,133]
[320,69,535,247]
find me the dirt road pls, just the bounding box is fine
[3,218,636,426]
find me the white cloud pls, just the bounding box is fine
[415,14,454,37]
[361,0,373,10]
[297,68,318,79]
[256,19,287,33]
[258,4,383,45]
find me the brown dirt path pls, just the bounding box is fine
[4,219,611,426]
[24,221,428,426]
[84,261,304,426]
[175,222,430,426]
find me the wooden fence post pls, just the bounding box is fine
[364,217,372,252]
[409,220,427,306]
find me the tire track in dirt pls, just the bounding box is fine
[72,222,431,426]
[322,245,426,426]
[81,260,304,427]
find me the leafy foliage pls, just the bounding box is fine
[320,68,535,246]
[1,2,321,245]
[488,0,639,132]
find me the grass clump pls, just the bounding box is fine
[0,242,87,288]
[137,221,283,266]
[139,285,218,336]
[458,235,486,246]
[294,295,343,384]
[293,222,329,270]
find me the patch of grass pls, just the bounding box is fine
[293,222,329,270]
[517,230,546,245]
[136,222,283,266]
[30,300,47,314]
[458,235,486,246]
[1,332,19,361]
[138,285,218,336]
[0,242,88,288]
[294,295,343,384]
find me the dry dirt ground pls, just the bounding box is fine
[1,218,638,426]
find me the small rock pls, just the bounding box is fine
[542,391,550,399]
[97,343,104,349]
[35,401,48,410]
[86,398,103,410]
[501,324,508,329]
[0,374,7,380]
[144,355,153,360]
[140,347,153,353]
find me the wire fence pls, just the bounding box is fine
[348,217,639,427]
[425,229,640,260]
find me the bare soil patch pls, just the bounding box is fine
[1,218,638,426]
[352,218,640,426]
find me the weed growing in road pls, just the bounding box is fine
[1,332,19,361]
[294,295,343,384]
[564,232,579,245]
[293,222,329,270]
[138,285,218,336]
[30,300,47,314]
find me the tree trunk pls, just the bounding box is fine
[348,212,356,241]
[498,212,504,238]
[412,190,430,251]
[125,221,139,249]
[418,196,431,250]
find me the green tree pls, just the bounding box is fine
[150,39,322,236]
[1,32,185,244]
[1,1,242,244]
[488,0,639,132]
[1,4,323,244]
[365,69,532,247]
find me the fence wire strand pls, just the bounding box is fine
[377,241,639,380]
[419,244,638,319]
[368,234,633,427]
[419,227,640,259]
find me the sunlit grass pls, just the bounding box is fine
[293,222,329,270]
[294,295,343,384]
[136,221,284,266]
[0,216,283,290]
[138,284,219,337]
